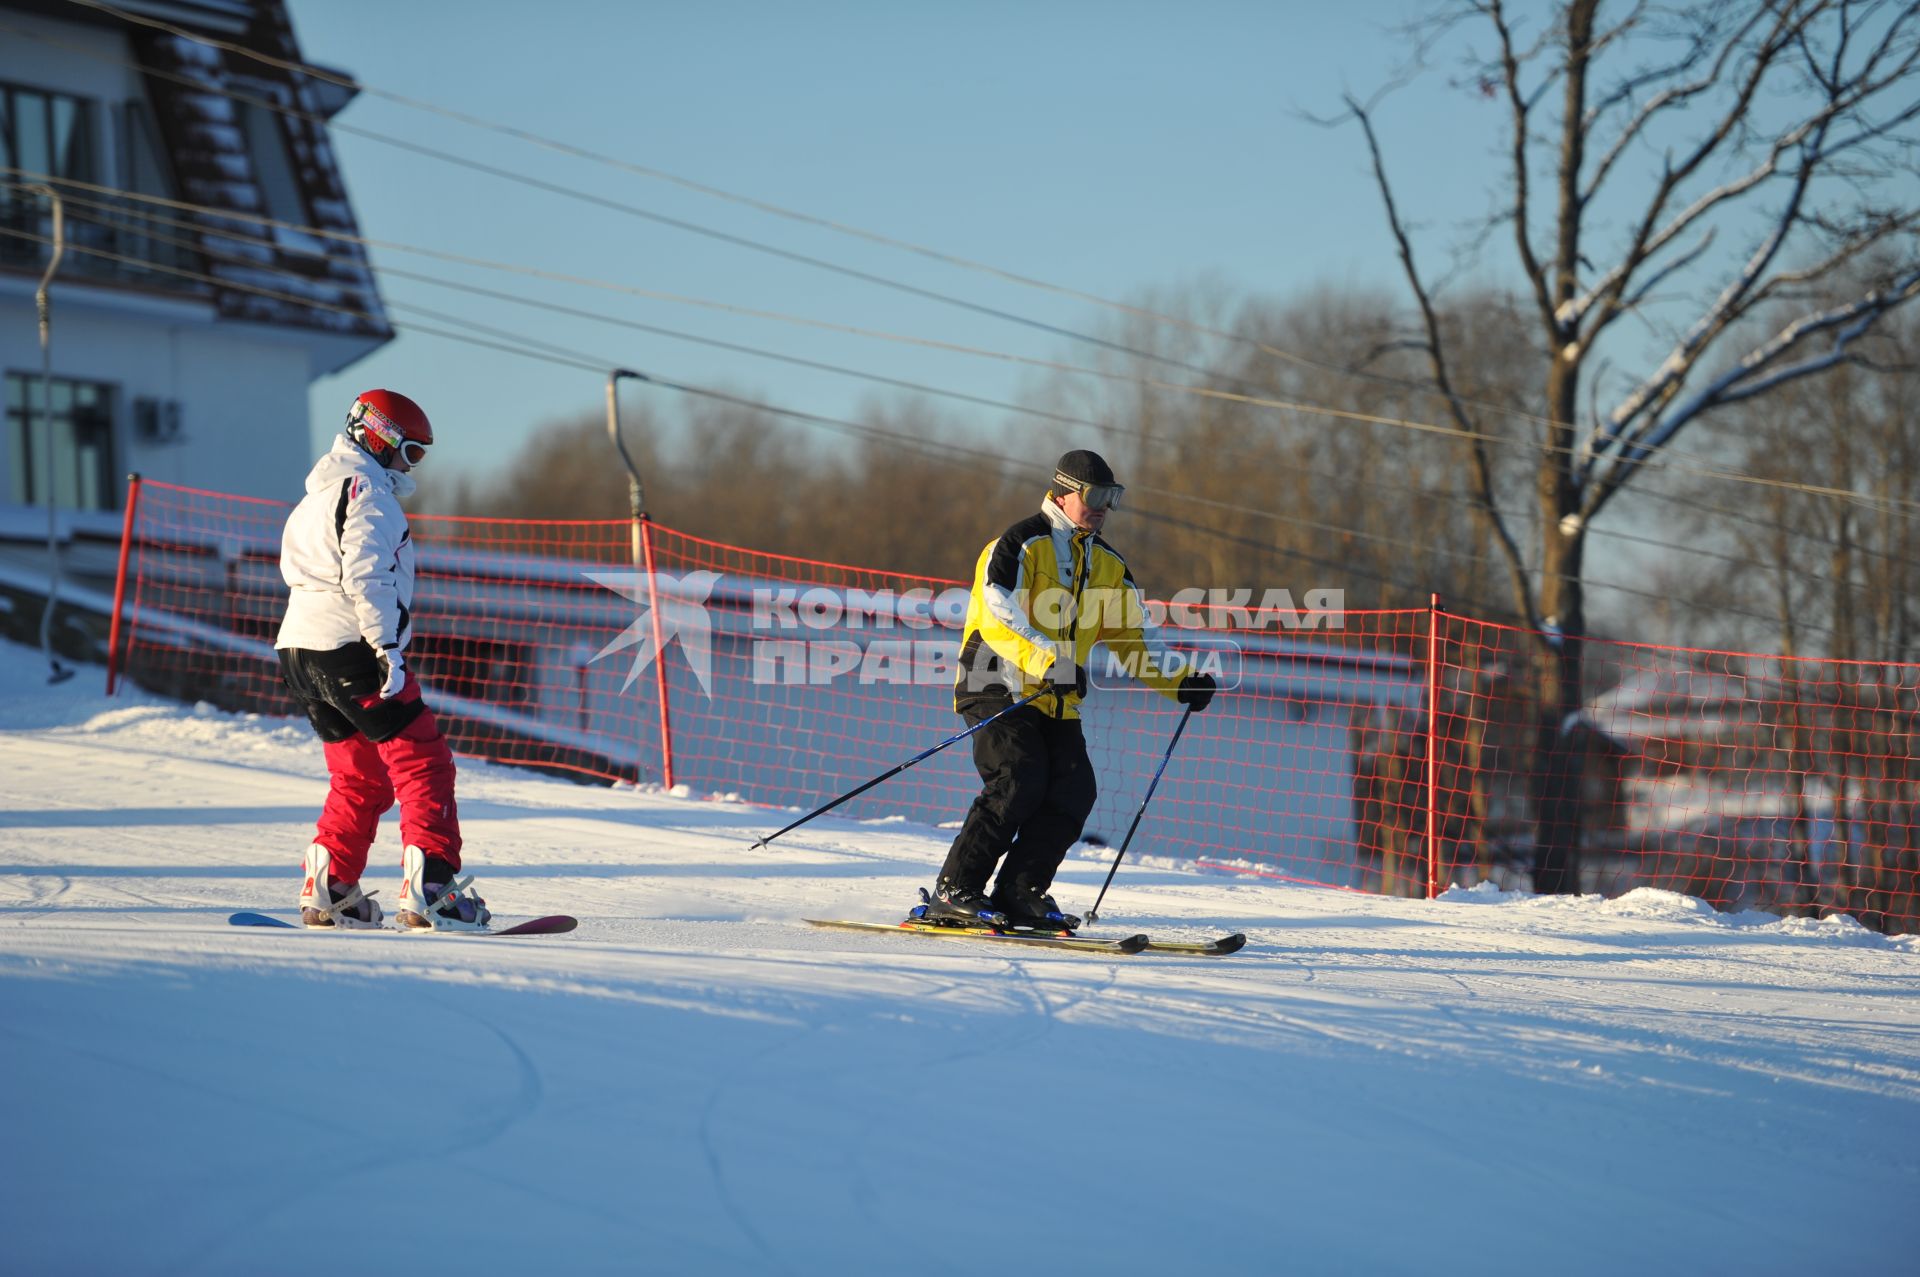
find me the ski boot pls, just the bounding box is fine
[396,845,491,932]
[990,885,1082,933]
[914,879,1009,929]
[298,843,383,929]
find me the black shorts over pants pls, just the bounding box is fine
[279,643,425,744]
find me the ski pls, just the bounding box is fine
[905,892,1242,956]
[227,911,577,937]
[1143,932,1247,956]
[985,926,1246,956]
[966,922,1245,955]
[806,917,1149,955]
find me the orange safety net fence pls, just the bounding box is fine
[108,477,1920,934]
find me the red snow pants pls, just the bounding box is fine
[279,646,461,885]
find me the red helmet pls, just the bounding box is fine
[345,389,432,466]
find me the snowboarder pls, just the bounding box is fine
[275,389,489,931]
[929,449,1215,929]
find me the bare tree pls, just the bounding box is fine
[1226,283,1544,617]
[1342,0,1920,892]
[431,391,1034,580]
[1021,281,1538,613]
[1650,298,1919,660]
[1637,300,1918,929]
[420,406,654,522]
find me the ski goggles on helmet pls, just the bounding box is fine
[1053,471,1124,511]
[348,401,430,466]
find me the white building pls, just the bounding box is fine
[0,0,389,540]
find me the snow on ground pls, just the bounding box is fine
[2,637,1917,1275]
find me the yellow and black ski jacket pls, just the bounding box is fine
[953,499,1185,719]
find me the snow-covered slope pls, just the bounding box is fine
[2,640,1915,1275]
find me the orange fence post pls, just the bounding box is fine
[607,369,675,790]
[104,472,143,695]
[1425,594,1442,900]
[639,514,675,792]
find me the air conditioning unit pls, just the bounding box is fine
[133,397,182,443]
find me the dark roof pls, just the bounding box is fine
[5,0,395,345]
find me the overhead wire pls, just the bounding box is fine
[16,157,1915,614]
[22,180,1841,582]
[61,0,1576,434]
[560,365,1868,643]
[2,37,1911,625]
[322,280,1527,613]
[0,214,605,372]
[3,207,1879,643]
[59,0,1870,501]
[5,167,1902,583]
[8,14,1920,521]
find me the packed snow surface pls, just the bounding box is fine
[1,639,1916,1275]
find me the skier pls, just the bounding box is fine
[274,389,490,931]
[928,449,1215,930]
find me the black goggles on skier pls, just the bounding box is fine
[1053,472,1124,511]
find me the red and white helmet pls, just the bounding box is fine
[345,389,432,467]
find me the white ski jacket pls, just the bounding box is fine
[275,435,418,654]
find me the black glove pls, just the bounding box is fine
[1177,671,1216,712]
[1051,659,1090,699]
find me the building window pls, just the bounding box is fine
[0,82,99,267]
[5,373,117,512]
[234,96,307,226]
[0,81,97,184]
[113,99,197,277]
[122,99,174,198]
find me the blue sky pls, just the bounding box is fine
[292,0,1508,479]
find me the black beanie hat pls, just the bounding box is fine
[1052,449,1118,492]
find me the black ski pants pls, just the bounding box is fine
[938,704,1097,898]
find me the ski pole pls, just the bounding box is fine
[1084,704,1194,924]
[751,686,1048,850]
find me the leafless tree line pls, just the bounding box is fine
[423,284,1545,614]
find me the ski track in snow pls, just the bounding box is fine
[2,644,1919,1273]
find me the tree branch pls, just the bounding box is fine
[1578,4,1920,476]
[1486,0,1559,329]
[1347,91,1543,627]
[1573,3,1919,353]
[1587,263,1920,516]
[1580,5,1770,203]
[1560,4,1814,340]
